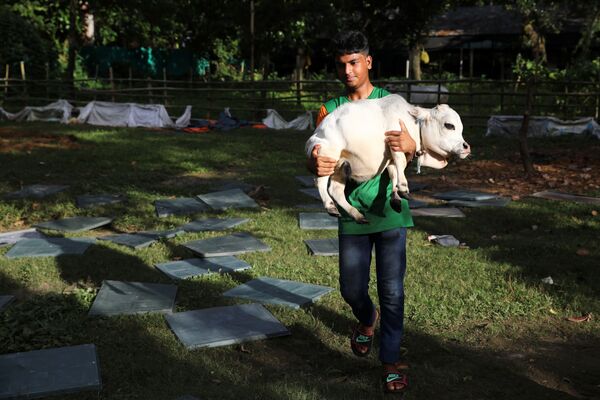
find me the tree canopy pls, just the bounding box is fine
[2,0,599,80]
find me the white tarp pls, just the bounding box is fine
[486,115,600,139]
[0,100,73,123]
[383,84,449,104]
[77,101,191,128]
[262,109,314,130]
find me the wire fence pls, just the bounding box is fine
[1,76,599,129]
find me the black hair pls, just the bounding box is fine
[332,31,369,56]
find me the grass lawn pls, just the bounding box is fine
[0,121,599,400]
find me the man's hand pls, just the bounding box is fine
[385,119,417,161]
[307,144,336,177]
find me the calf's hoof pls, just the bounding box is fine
[356,216,369,224]
[326,206,341,217]
[390,191,407,213]
[390,197,402,213]
[350,210,369,224]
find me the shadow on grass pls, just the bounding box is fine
[412,199,600,308]
[1,238,597,399]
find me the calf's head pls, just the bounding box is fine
[410,104,470,169]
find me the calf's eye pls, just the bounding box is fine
[444,123,455,130]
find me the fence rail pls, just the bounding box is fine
[1,77,599,130]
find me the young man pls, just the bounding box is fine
[307,31,416,394]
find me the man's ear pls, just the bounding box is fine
[408,106,430,122]
[366,55,372,70]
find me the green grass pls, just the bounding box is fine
[0,122,599,399]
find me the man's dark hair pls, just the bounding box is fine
[333,31,369,56]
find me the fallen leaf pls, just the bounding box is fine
[576,248,590,256]
[565,313,592,323]
[238,344,250,354]
[549,308,558,315]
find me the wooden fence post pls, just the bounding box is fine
[162,67,167,105]
[4,64,8,96]
[296,70,302,106]
[93,65,99,101]
[147,76,153,104]
[500,80,505,114]
[20,61,27,96]
[45,62,50,100]
[109,66,115,102]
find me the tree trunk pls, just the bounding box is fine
[518,80,536,177]
[523,21,547,64]
[409,44,422,81]
[81,1,94,45]
[66,0,78,89]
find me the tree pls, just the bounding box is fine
[0,6,55,79]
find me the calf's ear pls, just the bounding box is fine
[408,106,430,122]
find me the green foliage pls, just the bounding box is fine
[0,292,91,352]
[512,54,551,81]
[0,7,56,78]
[211,38,244,81]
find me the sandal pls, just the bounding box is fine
[382,366,408,394]
[350,309,379,357]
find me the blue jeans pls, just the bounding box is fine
[339,227,407,364]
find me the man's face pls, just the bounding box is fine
[335,52,372,90]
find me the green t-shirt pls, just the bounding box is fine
[321,87,414,235]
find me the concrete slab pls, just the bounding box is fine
[432,190,498,202]
[531,190,600,206]
[411,207,466,218]
[155,198,210,218]
[98,234,157,249]
[76,194,125,209]
[298,213,338,230]
[0,228,46,247]
[295,176,315,187]
[299,188,321,200]
[155,256,251,280]
[5,237,95,258]
[183,233,270,257]
[182,218,249,232]
[165,303,290,349]
[88,280,177,317]
[0,344,101,399]
[0,295,15,312]
[197,189,259,210]
[304,238,339,256]
[448,197,511,208]
[223,277,333,309]
[34,216,113,232]
[3,184,68,200]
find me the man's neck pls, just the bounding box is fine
[346,82,374,101]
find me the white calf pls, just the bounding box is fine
[305,94,470,223]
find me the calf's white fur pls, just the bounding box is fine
[305,94,470,223]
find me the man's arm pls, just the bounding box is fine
[384,119,416,161]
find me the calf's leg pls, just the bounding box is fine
[390,150,410,200]
[386,164,403,213]
[328,162,368,224]
[316,175,339,216]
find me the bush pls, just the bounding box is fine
[0,7,56,79]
